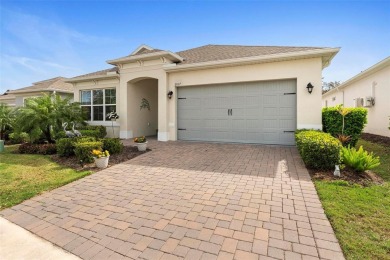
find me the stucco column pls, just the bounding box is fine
[158,76,169,141]
[119,79,131,138]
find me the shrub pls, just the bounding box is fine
[78,125,107,138]
[101,138,123,154]
[79,130,101,138]
[322,106,367,147]
[56,138,76,157]
[295,130,342,170]
[342,146,380,172]
[74,141,103,163]
[19,143,57,155]
[9,132,29,144]
[75,136,96,143]
[54,131,67,140]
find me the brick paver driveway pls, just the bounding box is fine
[1,141,344,260]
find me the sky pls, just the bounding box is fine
[0,0,389,94]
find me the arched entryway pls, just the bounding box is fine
[127,77,158,138]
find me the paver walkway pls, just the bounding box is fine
[1,141,344,260]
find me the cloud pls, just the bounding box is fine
[0,9,115,93]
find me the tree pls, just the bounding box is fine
[0,104,15,140]
[322,81,341,94]
[15,94,84,143]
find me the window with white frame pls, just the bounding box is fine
[80,89,116,121]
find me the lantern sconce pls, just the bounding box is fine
[167,91,173,99]
[307,83,314,94]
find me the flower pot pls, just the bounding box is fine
[94,156,109,169]
[135,142,147,152]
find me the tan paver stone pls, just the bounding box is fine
[221,238,238,254]
[234,250,258,260]
[0,140,344,260]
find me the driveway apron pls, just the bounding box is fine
[1,141,344,260]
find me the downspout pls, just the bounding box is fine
[335,86,344,105]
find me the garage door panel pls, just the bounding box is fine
[177,79,296,145]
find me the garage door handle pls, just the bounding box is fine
[178,128,186,130]
[231,109,233,115]
[284,130,295,133]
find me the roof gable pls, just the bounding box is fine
[130,44,156,55]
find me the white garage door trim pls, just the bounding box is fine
[177,79,297,145]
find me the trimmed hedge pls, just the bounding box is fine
[74,141,103,163]
[56,138,75,157]
[295,130,342,170]
[102,138,123,154]
[19,143,57,155]
[79,130,101,138]
[322,106,367,147]
[78,125,107,138]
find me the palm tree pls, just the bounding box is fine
[0,104,15,140]
[16,94,84,143]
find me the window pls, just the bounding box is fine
[80,89,116,121]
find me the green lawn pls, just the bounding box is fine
[315,140,390,260]
[0,145,91,209]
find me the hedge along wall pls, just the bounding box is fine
[322,106,367,147]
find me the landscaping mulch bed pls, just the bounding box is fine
[309,168,384,186]
[361,133,390,147]
[51,146,149,172]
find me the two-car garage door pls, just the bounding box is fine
[177,79,297,145]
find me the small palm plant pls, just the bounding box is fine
[337,106,351,146]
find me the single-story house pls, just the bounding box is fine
[67,44,339,145]
[0,91,16,107]
[322,57,390,137]
[0,77,73,107]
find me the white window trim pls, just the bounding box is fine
[80,88,116,122]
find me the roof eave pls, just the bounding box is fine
[8,89,73,94]
[164,48,340,72]
[66,74,120,83]
[107,51,184,65]
[322,56,390,97]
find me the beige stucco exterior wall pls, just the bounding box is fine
[73,78,120,138]
[322,65,390,137]
[127,79,158,137]
[0,98,15,107]
[167,58,323,140]
[117,64,169,141]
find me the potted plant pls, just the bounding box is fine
[92,149,110,168]
[134,136,147,151]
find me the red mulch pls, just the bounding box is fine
[51,146,149,172]
[361,133,390,147]
[308,167,384,186]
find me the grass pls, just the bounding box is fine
[0,145,91,210]
[315,140,390,260]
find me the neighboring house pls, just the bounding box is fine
[322,57,390,137]
[0,91,16,107]
[67,44,339,145]
[0,77,74,107]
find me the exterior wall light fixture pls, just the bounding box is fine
[168,91,173,99]
[307,83,314,94]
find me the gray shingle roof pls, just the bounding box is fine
[70,67,118,80]
[8,77,73,94]
[176,44,326,64]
